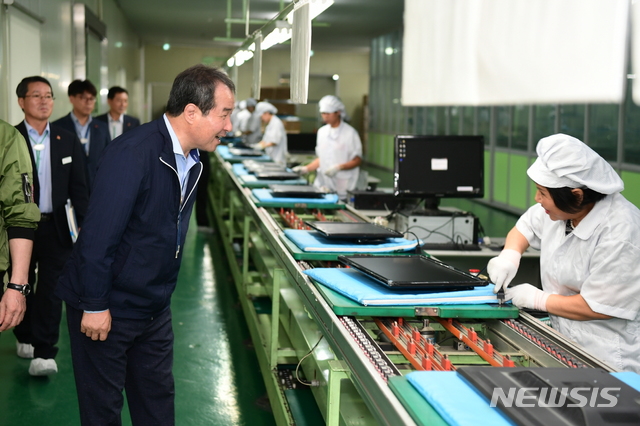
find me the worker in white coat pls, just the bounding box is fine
[487,134,640,373]
[234,100,251,136]
[243,98,262,146]
[292,95,362,199]
[254,101,287,165]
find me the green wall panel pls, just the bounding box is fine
[493,152,510,204]
[367,132,395,169]
[365,133,640,212]
[621,171,640,208]
[508,154,530,210]
[384,135,394,169]
[484,151,491,200]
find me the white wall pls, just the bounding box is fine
[0,0,142,123]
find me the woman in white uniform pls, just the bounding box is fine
[254,101,287,165]
[488,134,640,373]
[293,95,362,199]
[243,98,261,145]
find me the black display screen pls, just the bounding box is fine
[394,135,485,199]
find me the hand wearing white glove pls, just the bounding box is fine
[324,164,341,177]
[505,284,550,311]
[487,249,522,293]
[292,165,309,175]
[255,141,268,150]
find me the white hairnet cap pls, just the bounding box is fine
[245,98,257,107]
[238,100,247,110]
[527,133,624,194]
[318,95,345,116]
[255,101,278,115]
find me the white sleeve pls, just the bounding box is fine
[345,125,363,159]
[515,204,545,250]
[263,118,285,145]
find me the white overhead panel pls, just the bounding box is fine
[402,0,630,106]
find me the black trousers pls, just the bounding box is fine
[13,220,71,359]
[66,306,175,426]
[195,150,211,227]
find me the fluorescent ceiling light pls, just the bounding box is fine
[287,0,334,24]
[262,20,292,50]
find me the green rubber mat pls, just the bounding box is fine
[251,194,345,209]
[312,280,519,319]
[280,232,423,261]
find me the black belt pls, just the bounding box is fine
[40,213,53,222]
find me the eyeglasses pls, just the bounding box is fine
[78,95,96,102]
[24,94,55,101]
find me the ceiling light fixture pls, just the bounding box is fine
[223,0,333,103]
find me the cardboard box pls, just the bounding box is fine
[260,86,290,100]
[282,119,301,133]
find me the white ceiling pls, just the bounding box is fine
[114,0,404,51]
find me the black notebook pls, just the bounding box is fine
[269,185,326,198]
[244,163,287,173]
[304,221,403,240]
[337,254,488,290]
[458,367,640,426]
[228,147,265,157]
[254,171,300,180]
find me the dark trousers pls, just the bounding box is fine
[66,306,175,426]
[195,150,211,227]
[13,220,70,359]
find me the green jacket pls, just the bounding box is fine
[0,119,40,272]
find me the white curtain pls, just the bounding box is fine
[290,3,311,104]
[402,0,630,106]
[632,0,640,105]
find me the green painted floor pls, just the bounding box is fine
[0,224,276,426]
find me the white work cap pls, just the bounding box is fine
[255,101,278,115]
[527,133,624,194]
[318,95,345,116]
[245,98,257,107]
[238,100,247,110]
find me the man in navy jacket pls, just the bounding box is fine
[56,65,235,426]
[52,79,111,189]
[94,86,141,140]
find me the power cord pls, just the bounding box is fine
[403,230,423,254]
[295,335,324,386]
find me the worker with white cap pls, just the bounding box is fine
[243,98,261,145]
[254,101,287,165]
[487,133,640,373]
[233,100,250,137]
[292,95,362,199]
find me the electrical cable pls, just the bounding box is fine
[295,335,324,386]
[403,230,422,254]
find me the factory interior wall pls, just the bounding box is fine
[365,132,640,216]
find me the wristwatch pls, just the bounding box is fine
[6,283,31,296]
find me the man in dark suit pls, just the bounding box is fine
[13,76,90,376]
[95,86,141,140]
[52,79,110,189]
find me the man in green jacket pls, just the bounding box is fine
[0,119,40,332]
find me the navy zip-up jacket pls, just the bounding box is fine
[56,118,203,319]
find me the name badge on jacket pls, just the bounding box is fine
[62,156,72,165]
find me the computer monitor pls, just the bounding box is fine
[394,135,484,215]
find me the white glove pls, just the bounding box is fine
[505,284,550,311]
[324,164,341,177]
[292,165,309,175]
[487,249,522,293]
[255,141,268,150]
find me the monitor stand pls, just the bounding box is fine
[407,197,454,216]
